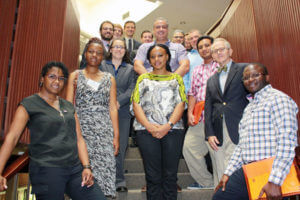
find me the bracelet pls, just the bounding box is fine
[82,165,91,169]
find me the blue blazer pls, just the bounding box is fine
[100,60,137,118]
[204,62,249,145]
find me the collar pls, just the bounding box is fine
[217,59,232,74]
[154,40,171,46]
[247,84,272,102]
[106,60,127,68]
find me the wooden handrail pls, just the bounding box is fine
[3,151,29,180]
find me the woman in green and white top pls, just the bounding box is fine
[132,44,187,200]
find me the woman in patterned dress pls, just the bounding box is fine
[131,44,187,200]
[66,38,119,198]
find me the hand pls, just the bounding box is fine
[208,136,220,151]
[113,137,119,156]
[153,124,170,139]
[145,123,159,136]
[187,112,195,126]
[258,182,282,200]
[0,176,8,191]
[81,169,94,188]
[214,174,229,193]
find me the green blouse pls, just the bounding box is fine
[20,94,80,167]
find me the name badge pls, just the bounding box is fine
[87,79,100,90]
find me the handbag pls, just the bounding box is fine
[193,101,205,124]
[242,157,300,200]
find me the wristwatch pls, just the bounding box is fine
[168,121,174,128]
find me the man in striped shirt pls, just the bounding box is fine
[183,36,218,189]
[213,63,298,200]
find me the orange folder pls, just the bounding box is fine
[242,157,300,200]
[193,101,205,124]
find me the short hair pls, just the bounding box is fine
[124,20,136,28]
[141,30,153,38]
[146,44,171,72]
[212,38,231,49]
[106,38,131,64]
[188,29,201,35]
[153,17,169,27]
[114,24,123,34]
[173,29,185,36]
[40,61,69,86]
[196,35,214,49]
[99,20,114,31]
[247,63,269,75]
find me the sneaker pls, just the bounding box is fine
[187,182,214,190]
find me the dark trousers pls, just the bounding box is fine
[29,164,106,200]
[212,167,249,200]
[116,116,131,187]
[137,129,185,200]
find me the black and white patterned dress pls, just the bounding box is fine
[75,71,116,197]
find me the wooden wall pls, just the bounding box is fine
[209,0,300,133]
[0,0,80,143]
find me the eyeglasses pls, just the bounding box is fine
[242,73,264,81]
[47,74,66,82]
[212,47,228,54]
[112,45,125,50]
[102,27,113,31]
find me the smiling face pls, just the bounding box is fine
[141,32,153,43]
[149,46,169,71]
[100,22,113,41]
[124,22,135,38]
[211,40,232,66]
[85,43,103,67]
[197,38,213,61]
[189,30,201,49]
[153,20,168,42]
[172,32,184,44]
[110,39,126,60]
[243,64,269,95]
[113,27,123,39]
[41,67,65,95]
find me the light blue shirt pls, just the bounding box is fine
[219,60,232,93]
[183,49,203,94]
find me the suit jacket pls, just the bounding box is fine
[100,60,137,118]
[204,62,249,146]
[124,38,141,64]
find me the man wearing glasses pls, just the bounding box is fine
[204,38,248,186]
[99,21,114,52]
[213,63,298,200]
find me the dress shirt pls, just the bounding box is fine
[224,85,298,185]
[183,49,203,94]
[101,39,110,52]
[218,60,232,93]
[134,40,188,72]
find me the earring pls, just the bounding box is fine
[39,82,43,87]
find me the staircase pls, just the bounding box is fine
[115,144,214,200]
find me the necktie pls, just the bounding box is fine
[128,39,132,51]
[218,65,227,73]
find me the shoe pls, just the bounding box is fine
[116,186,128,192]
[141,184,182,192]
[187,182,214,190]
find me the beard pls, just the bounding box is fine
[101,33,113,41]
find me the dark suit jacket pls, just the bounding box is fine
[100,60,137,118]
[204,62,248,146]
[124,38,141,64]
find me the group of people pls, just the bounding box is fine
[0,16,298,200]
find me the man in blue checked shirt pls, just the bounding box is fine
[213,63,298,200]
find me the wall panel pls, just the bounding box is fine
[0,0,18,138]
[2,0,80,143]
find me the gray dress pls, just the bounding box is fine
[75,70,116,197]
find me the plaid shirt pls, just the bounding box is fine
[187,61,218,122]
[224,85,298,185]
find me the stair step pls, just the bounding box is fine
[115,189,214,200]
[125,172,195,189]
[124,158,189,173]
[125,146,141,159]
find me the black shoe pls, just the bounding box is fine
[116,186,128,192]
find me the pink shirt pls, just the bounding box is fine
[188,61,218,122]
